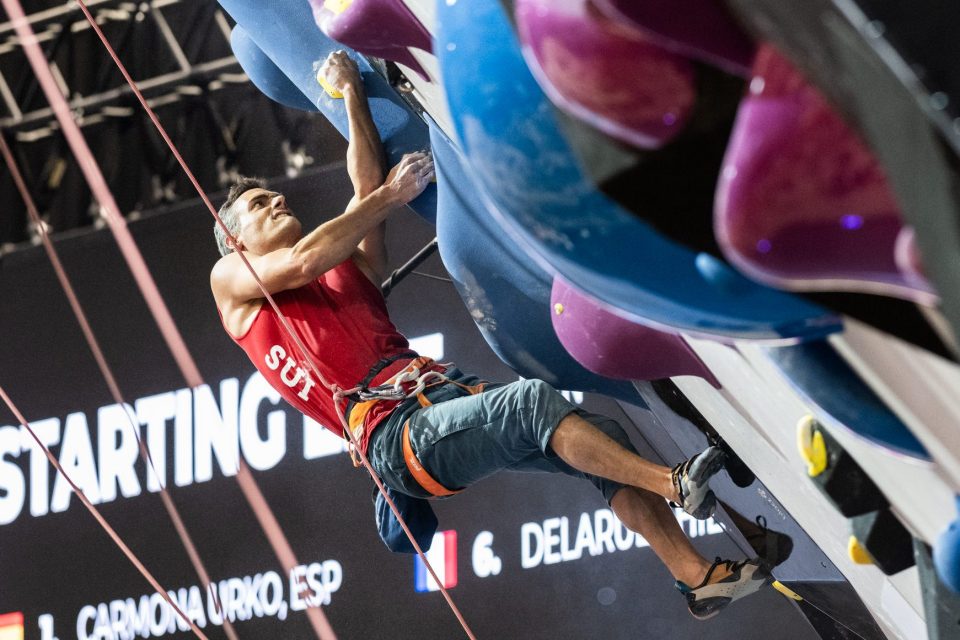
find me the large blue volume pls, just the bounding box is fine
[765,341,930,460]
[431,123,642,405]
[435,0,841,341]
[218,0,436,222]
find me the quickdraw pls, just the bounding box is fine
[342,356,454,463]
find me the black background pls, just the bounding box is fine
[0,166,816,639]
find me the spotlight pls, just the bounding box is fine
[283,141,314,178]
[28,216,51,244]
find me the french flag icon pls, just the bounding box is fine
[0,612,23,640]
[414,530,458,592]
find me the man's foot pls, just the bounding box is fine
[671,446,725,519]
[676,557,773,620]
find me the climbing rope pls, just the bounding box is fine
[66,0,476,637]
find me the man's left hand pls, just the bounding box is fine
[320,50,362,95]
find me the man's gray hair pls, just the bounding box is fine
[214,176,266,256]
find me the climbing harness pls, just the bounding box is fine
[343,355,485,480]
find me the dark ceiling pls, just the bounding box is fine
[0,0,346,249]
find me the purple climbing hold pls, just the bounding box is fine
[516,0,696,149]
[551,277,721,388]
[592,0,755,76]
[310,0,432,80]
[714,46,937,305]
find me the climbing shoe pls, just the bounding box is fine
[677,557,773,620]
[671,446,726,520]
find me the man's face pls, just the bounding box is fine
[233,188,303,254]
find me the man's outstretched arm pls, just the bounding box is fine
[211,153,435,305]
[321,51,389,283]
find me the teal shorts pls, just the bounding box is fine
[368,371,634,504]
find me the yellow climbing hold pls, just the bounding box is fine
[554,303,564,315]
[323,0,353,15]
[796,415,827,477]
[772,581,802,601]
[317,72,344,99]
[848,536,874,565]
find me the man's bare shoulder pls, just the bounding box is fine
[211,253,266,337]
[211,251,243,279]
[210,253,236,296]
[210,252,260,307]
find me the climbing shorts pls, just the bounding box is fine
[368,370,635,503]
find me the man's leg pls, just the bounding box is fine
[404,377,718,509]
[610,486,721,586]
[539,410,726,588]
[610,485,773,619]
[394,377,767,616]
[549,411,680,502]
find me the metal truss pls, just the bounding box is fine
[0,0,343,251]
[0,0,243,141]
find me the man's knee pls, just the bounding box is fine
[516,378,564,405]
[520,379,575,419]
[518,377,549,393]
[512,378,574,450]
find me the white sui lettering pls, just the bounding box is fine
[264,345,316,401]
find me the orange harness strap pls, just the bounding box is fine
[404,381,485,497]
[402,420,461,497]
[416,380,485,407]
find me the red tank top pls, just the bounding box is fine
[223,259,414,453]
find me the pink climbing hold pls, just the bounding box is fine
[516,0,697,149]
[551,277,721,388]
[591,0,755,77]
[714,45,937,305]
[310,0,432,81]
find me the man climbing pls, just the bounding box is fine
[210,50,772,619]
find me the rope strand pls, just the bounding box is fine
[0,384,209,640]
[4,2,337,638]
[72,1,477,637]
[0,131,238,640]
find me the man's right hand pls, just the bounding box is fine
[383,152,435,205]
